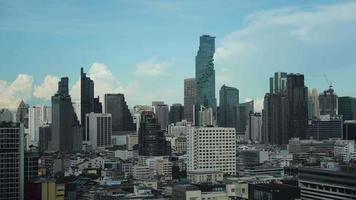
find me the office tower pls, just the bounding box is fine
[16,100,29,128]
[187,127,236,175]
[28,106,51,145]
[24,150,39,182]
[306,115,343,140]
[338,96,356,121]
[138,111,168,156]
[195,35,216,109]
[218,85,239,129]
[287,74,308,139]
[152,101,165,108]
[0,122,24,200]
[94,96,102,113]
[169,103,184,124]
[343,120,356,141]
[39,124,51,152]
[263,93,289,144]
[237,101,254,135]
[299,167,356,200]
[198,106,214,127]
[308,88,320,119]
[104,93,135,133]
[50,77,79,152]
[319,87,338,116]
[270,72,288,93]
[132,105,154,133]
[184,78,196,122]
[155,104,169,130]
[246,113,263,142]
[85,112,112,149]
[0,108,13,122]
[81,67,94,138]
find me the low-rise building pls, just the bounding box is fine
[187,170,224,184]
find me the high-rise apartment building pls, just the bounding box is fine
[184,78,196,122]
[155,104,169,130]
[28,106,51,145]
[246,113,263,142]
[218,85,239,129]
[287,74,308,139]
[104,93,135,133]
[50,77,80,152]
[85,112,112,149]
[0,122,24,200]
[169,103,184,124]
[138,111,168,157]
[319,87,338,116]
[80,67,94,138]
[237,101,254,135]
[195,35,216,110]
[187,127,236,175]
[308,88,320,119]
[338,96,356,121]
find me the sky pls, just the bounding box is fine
[1,0,356,111]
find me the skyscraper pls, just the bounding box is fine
[263,93,289,144]
[94,96,102,113]
[308,88,320,119]
[104,93,135,132]
[86,112,112,149]
[195,35,216,110]
[28,106,51,145]
[16,100,29,128]
[80,67,94,139]
[218,85,239,129]
[270,72,288,93]
[319,87,338,116]
[237,101,254,135]
[184,78,196,122]
[338,96,356,121]
[246,113,263,142]
[138,111,168,156]
[155,104,169,130]
[0,122,24,200]
[287,74,308,139]
[169,103,184,124]
[50,77,80,152]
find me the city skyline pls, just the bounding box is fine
[1,0,356,112]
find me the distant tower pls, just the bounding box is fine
[287,74,308,139]
[218,85,239,129]
[308,88,320,119]
[195,35,216,111]
[104,93,135,132]
[169,103,184,124]
[80,67,94,139]
[184,78,196,122]
[155,104,169,130]
[269,72,288,93]
[237,101,254,135]
[319,87,338,116]
[16,100,29,128]
[93,96,102,113]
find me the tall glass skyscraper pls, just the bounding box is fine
[195,35,216,109]
[81,67,94,139]
[218,85,239,129]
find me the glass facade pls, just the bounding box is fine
[218,85,239,129]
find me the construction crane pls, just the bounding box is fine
[323,74,333,89]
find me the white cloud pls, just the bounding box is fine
[33,75,59,100]
[135,58,172,76]
[0,74,34,110]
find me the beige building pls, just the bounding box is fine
[175,136,187,154]
[126,134,138,150]
[187,170,224,184]
[133,165,152,180]
[156,159,173,181]
[41,181,65,200]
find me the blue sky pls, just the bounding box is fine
[1,0,356,110]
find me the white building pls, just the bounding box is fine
[334,140,355,162]
[28,106,51,145]
[197,106,214,127]
[187,127,236,175]
[86,112,112,149]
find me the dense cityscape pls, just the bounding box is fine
[2,1,356,200]
[1,34,356,200]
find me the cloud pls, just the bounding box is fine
[33,75,60,100]
[214,1,356,101]
[0,74,34,110]
[135,58,172,76]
